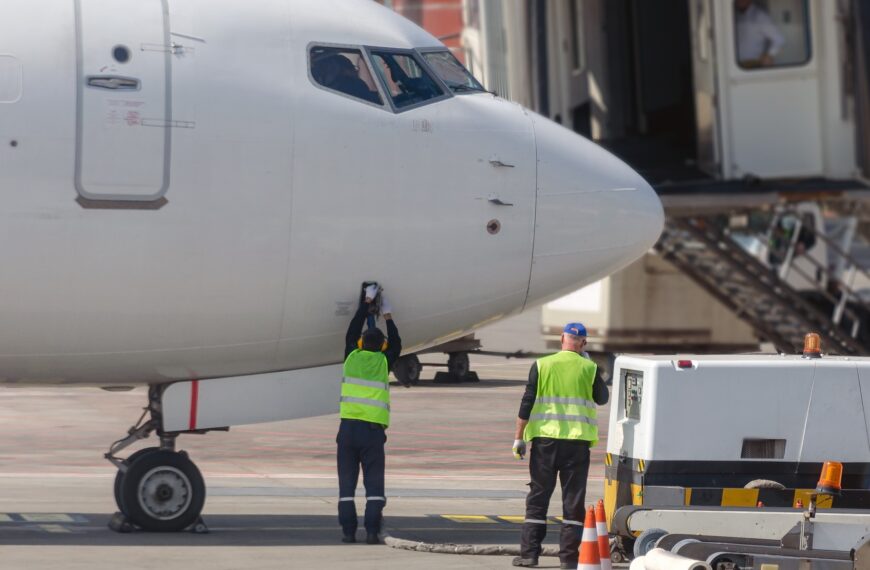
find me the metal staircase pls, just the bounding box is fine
[656,216,870,355]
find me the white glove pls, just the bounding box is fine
[512,439,526,460]
[380,295,393,316]
[364,284,379,302]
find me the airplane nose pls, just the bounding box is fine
[526,114,664,305]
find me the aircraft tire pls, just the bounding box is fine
[113,446,160,514]
[447,352,470,377]
[393,355,421,385]
[121,449,206,532]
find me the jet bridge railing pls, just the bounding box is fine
[760,211,870,339]
[657,215,870,355]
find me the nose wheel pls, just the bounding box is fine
[107,385,208,533]
[118,450,206,532]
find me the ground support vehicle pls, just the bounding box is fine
[604,353,870,561]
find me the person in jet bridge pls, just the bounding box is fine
[511,323,609,569]
[336,283,402,545]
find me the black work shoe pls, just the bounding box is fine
[341,534,356,543]
[366,532,380,544]
[511,557,538,567]
[560,563,576,569]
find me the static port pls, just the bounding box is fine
[113,45,132,64]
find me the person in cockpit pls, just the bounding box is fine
[313,54,380,104]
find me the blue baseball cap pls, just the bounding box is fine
[563,322,587,337]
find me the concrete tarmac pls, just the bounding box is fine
[0,355,609,569]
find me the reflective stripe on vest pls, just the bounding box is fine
[340,396,390,411]
[341,349,390,427]
[524,351,598,444]
[343,376,387,390]
[528,413,596,425]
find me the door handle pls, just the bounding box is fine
[86,76,140,91]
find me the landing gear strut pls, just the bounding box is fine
[106,385,208,533]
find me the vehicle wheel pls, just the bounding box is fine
[447,352,470,377]
[121,449,206,532]
[633,528,668,558]
[393,355,421,385]
[113,446,160,514]
[744,479,786,490]
[610,535,628,563]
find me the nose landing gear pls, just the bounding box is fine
[106,385,208,533]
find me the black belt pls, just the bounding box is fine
[341,418,386,429]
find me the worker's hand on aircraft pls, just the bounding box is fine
[512,439,526,460]
[364,284,379,303]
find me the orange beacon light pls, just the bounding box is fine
[803,333,822,359]
[816,461,843,496]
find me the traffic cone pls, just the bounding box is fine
[595,501,612,570]
[578,506,601,570]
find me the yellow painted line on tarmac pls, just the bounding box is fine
[441,515,496,524]
[20,514,74,523]
[497,516,525,524]
[38,524,70,534]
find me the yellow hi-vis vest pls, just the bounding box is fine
[524,351,598,445]
[341,349,390,427]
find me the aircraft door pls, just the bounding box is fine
[691,0,723,176]
[75,0,171,202]
[717,0,822,179]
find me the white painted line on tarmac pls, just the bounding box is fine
[20,514,74,523]
[0,514,11,522]
[38,524,71,533]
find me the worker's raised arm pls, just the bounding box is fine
[344,288,370,359]
[383,317,402,369]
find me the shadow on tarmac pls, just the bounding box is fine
[0,514,535,547]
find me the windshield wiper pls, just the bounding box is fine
[451,84,494,95]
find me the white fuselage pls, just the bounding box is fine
[0,0,663,385]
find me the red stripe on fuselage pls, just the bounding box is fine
[189,380,199,431]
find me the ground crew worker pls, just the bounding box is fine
[337,284,402,545]
[511,323,609,569]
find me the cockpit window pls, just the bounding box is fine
[422,51,487,94]
[310,46,383,106]
[370,51,444,110]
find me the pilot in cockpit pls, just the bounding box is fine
[312,53,381,104]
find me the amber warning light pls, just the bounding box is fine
[816,461,843,496]
[803,333,822,359]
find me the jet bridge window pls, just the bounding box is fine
[734,0,811,69]
[370,51,445,110]
[310,47,383,106]
[422,51,488,95]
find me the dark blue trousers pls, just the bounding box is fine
[336,419,387,535]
